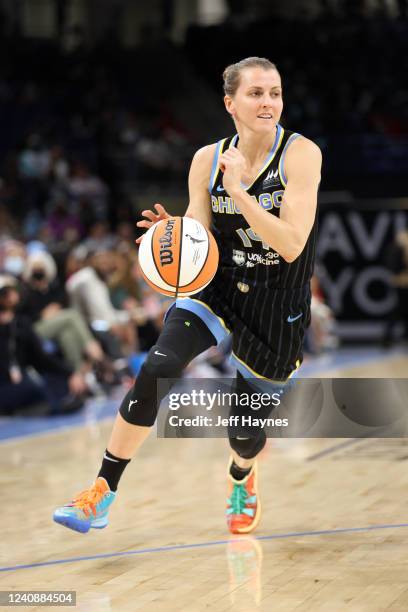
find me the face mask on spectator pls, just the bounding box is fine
[31,270,46,281]
[3,256,25,277]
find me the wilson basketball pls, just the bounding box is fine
[138,216,219,297]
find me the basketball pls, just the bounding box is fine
[138,216,219,297]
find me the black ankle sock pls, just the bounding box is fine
[98,449,131,492]
[230,461,251,481]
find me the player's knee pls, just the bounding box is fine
[118,345,185,427]
[229,430,266,459]
[118,386,158,427]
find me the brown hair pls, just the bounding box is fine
[223,57,279,97]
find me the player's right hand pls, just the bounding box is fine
[135,203,170,244]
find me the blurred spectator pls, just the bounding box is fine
[19,249,104,370]
[43,199,84,245]
[133,255,173,333]
[109,245,161,352]
[18,133,50,212]
[67,161,109,220]
[0,203,19,240]
[0,274,87,416]
[81,220,116,253]
[18,133,50,180]
[0,239,27,278]
[66,246,137,357]
[49,145,70,186]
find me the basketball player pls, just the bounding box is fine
[54,57,321,534]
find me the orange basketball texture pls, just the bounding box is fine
[138,217,219,297]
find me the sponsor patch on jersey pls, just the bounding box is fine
[247,252,280,266]
[232,249,246,266]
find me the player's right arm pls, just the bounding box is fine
[184,143,216,229]
[136,144,215,243]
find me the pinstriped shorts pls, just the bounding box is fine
[176,273,311,382]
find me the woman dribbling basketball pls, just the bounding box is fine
[54,57,322,535]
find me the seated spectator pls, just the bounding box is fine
[0,239,27,279]
[20,249,105,372]
[43,199,84,246]
[17,133,51,212]
[66,246,137,358]
[67,161,108,220]
[0,274,87,416]
[18,133,50,181]
[109,245,161,352]
[0,203,19,240]
[81,220,117,253]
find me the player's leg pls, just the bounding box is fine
[53,306,216,533]
[225,373,275,534]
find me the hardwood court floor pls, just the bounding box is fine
[0,352,407,611]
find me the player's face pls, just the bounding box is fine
[225,67,283,133]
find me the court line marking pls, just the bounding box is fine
[306,424,396,461]
[306,438,368,461]
[1,523,408,573]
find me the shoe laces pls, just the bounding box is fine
[70,480,106,517]
[229,483,249,514]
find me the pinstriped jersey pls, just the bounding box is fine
[208,124,317,290]
[182,124,318,380]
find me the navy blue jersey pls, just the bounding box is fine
[208,124,317,290]
[176,124,318,381]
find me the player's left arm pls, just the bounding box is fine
[224,138,321,262]
[278,137,322,261]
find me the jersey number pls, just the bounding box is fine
[236,228,270,251]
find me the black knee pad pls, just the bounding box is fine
[142,344,185,380]
[229,430,267,459]
[119,345,185,427]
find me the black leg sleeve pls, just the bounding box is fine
[119,307,216,426]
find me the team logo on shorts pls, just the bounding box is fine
[232,250,246,266]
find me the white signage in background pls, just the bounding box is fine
[317,210,407,331]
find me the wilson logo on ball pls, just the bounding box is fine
[138,216,219,297]
[159,219,175,266]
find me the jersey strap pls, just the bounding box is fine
[208,124,286,194]
[278,132,301,187]
[208,138,228,193]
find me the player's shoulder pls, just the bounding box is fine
[190,143,219,177]
[288,134,322,160]
[192,143,218,163]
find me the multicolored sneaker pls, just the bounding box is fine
[226,459,261,534]
[53,477,116,533]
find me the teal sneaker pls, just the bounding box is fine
[53,477,116,533]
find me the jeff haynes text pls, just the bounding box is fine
[168,415,289,427]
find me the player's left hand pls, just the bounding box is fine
[219,146,247,194]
